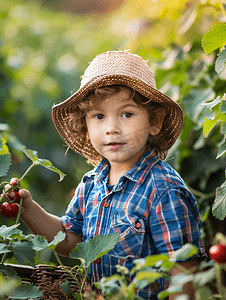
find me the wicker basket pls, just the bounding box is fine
[6,264,101,300]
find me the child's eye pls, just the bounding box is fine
[122,112,133,118]
[94,114,105,120]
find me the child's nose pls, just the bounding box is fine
[105,118,120,135]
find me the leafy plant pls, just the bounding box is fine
[0,223,119,299]
[0,140,119,299]
[96,240,226,300]
[0,1,226,298]
[201,24,226,220]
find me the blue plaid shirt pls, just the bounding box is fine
[61,148,206,299]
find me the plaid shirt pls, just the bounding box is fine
[61,148,206,299]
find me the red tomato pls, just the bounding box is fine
[6,181,21,203]
[11,180,19,187]
[6,190,21,203]
[0,202,19,219]
[209,244,226,264]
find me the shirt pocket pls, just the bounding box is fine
[107,211,146,259]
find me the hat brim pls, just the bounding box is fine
[52,74,183,163]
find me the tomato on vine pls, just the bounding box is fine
[5,180,21,204]
[6,190,21,203]
[0,202,19,219]
[209,244,226,264]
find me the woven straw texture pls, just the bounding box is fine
[52,51,183,164]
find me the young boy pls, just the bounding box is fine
[7,51,206,299]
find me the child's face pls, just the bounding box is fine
[85,89,163,170]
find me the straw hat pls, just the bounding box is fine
[52,50,183,163]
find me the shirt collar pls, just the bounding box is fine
[123,148,159,183]
[90,148,159,185]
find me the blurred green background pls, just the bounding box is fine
[0,0,225,265]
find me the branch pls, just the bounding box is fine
[188,186,216,200]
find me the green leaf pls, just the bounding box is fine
[220,100,226,114]
[0,224,22,239]
[193,268,215,287]
[171,244,198,261]
[212,180,226,220]
[0,135,12,177]
[203,117,219,137]
[11,241,36,267]
[202,24,226,54]
[0,153,11,177]
[7,282,43,299]
[0,136,9,154]
[95,275,122,295]
[22,146,66,182]
[221,123,226,135]
[158,284,183,299]
[201,96,221,110]
[61,279,72,295]
[195,286,214,300]
[70,232,119,268]
[216,139,226,159]
[71,292,83,300]
[136,270,163,284]
[215,48,226,73]
[133,254,174,273]
[0,274,19,297]
[203,109,226,137]
[32,235,49,251]
[0,264,18,278]
[182,88,215,122]
[171,273,194,286]
[32,231,65,252]
[201,206,210,222]
[0,243,12,254]
[46,231,66,250]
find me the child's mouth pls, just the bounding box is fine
[106,142,125,150]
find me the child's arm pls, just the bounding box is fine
[169,258,199,300]
[6,179,82,257]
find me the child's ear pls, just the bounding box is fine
[149,108,165,136]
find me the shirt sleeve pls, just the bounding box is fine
[60,181,86,236]
[150,187,206,261]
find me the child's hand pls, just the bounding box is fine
[4,178,33,215]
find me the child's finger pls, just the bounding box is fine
[18,188,32,200]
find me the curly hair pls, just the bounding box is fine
[66,85,168,161]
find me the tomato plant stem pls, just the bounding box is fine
[19,163,35,182]
[0,182,9,187]
[174,262,193,275]
[188,186,216,201]
[52,249,83,299]
[215,263,223,297]
[0,185,20,203]
[15,197,23,224]
[80,267,90,296]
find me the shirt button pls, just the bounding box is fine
[94,258,101,264]
[104,202,109,208]
[135,221,141,229]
